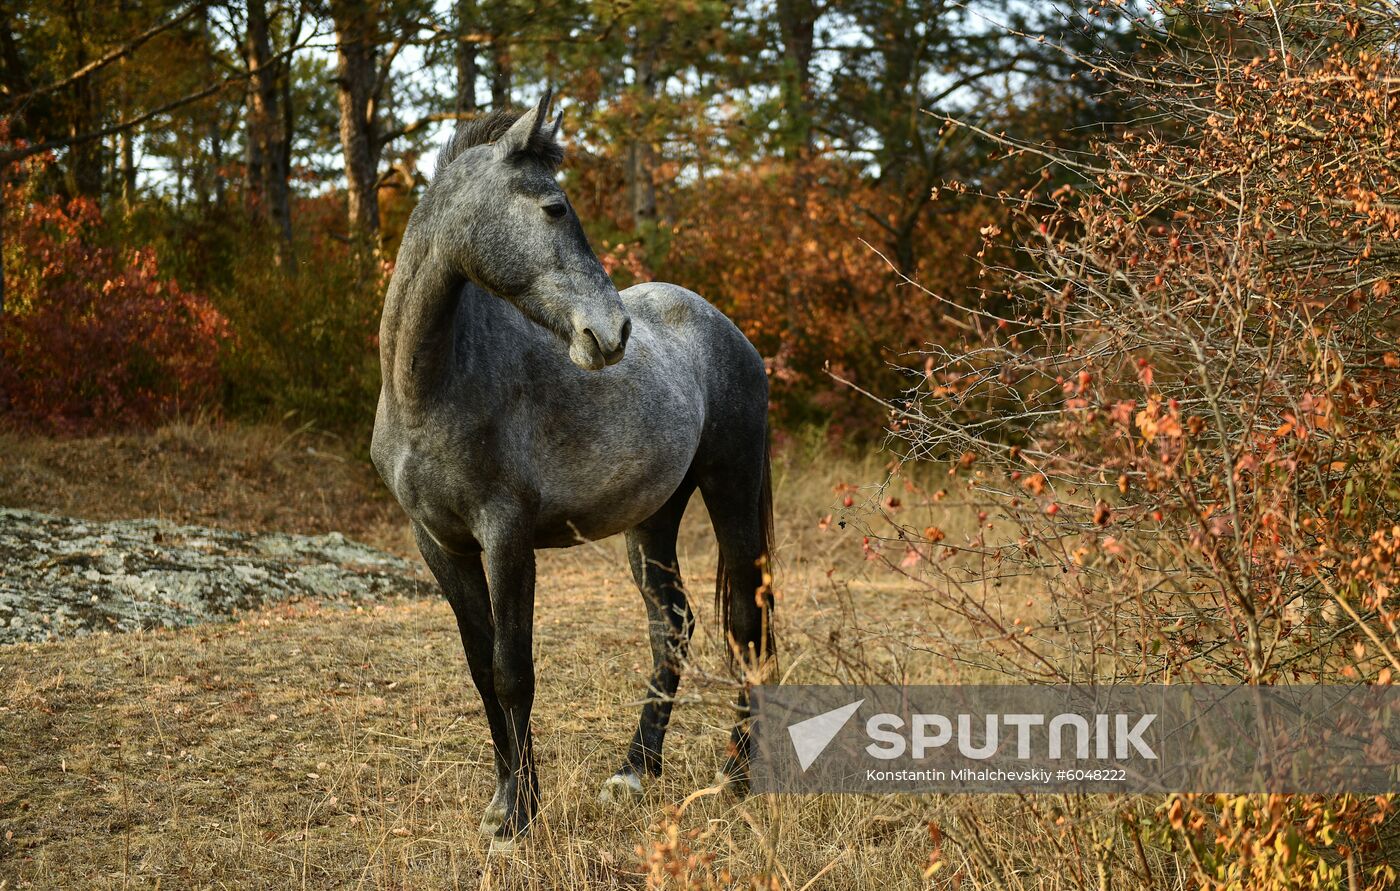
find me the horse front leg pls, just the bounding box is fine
[411,526,513,837]
[483,529,539,850]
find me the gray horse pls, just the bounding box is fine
[370,91,774,850]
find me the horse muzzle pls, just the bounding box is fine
[568,315,631,371]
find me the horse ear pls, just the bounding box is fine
[495,89,553,160]
[547,110,563,144]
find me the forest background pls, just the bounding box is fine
[0,0,1110,440]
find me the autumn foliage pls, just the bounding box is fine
[665,159,985,431]
[210,193,387,432]
[0,153,230,433]
[861,1,1399,886]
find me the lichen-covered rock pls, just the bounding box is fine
[0,509,425,644]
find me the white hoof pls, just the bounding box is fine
[597,772,644,804]
[487,835,518,856]
[478,805,507,837]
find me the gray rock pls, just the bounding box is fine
[0,508,425,645]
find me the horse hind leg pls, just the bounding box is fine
[599,478,696,804]
[697,439,775,793]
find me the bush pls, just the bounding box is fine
[0,157,230,433]
[860,2,1399,887]
[671,160,996,435]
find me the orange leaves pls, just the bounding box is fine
[1093,501,1112,526]
[1109,399,1137,428]
[1133,397,1182,444]
[659,156,988,431]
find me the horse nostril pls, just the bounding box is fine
[580,320,627,368]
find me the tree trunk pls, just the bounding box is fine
[330,0,381,242]
[118,58,135,210]
[628,141,656,227]
[201,6,226,210]
[490,39,511,109]
[118,128,134,208]
[245,0,293,254]
[776,0,817,157]
[628,27,662,229]
[455,0,478,114]
[64,0,104,199]
[278,13,298,249]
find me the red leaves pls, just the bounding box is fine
[0,171,229,433]
[1136,357,1154,389]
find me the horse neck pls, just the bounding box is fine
[379,229,464,412]
[379,229,516,419]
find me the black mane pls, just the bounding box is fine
[434,107,564,177]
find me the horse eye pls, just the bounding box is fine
[542,202,568,220]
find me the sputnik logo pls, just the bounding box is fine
[787,699,864,771]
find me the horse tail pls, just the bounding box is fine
[715,425,776,671]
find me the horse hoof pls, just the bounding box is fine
[478,805,507,837]
[487,835,518,856]
[597,772,643,804]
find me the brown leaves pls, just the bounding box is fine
[1093,501,1112,526]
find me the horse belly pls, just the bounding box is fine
[530,389,701,546]
[531,434,695,547]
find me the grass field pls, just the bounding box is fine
[3,423,1061,890]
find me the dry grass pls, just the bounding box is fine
[0,422,412,556]
[0,569,950,890]
[2,423,1040,889]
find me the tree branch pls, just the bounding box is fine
[1,35,311,167]
[377,110,479,148]
[5,2,202,107]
